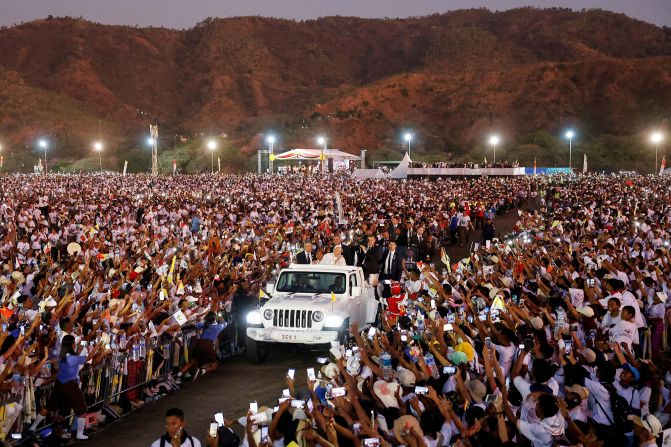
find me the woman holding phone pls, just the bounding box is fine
[30,334,105,439]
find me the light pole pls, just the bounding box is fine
[38,139,48,175]
[565,129,575,172]
[93,141,103,172]
[651,131,664,174]
[207,139,217,174]
[266,134,276,174]
[404,132,413,156]
[317,136,327,174]
[488,135,500,164]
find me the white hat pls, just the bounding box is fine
[576,306,594,318]
[629,414,662,437]
[373,380,400,408]
[320,363,340,380]
[656,292,668,303]
[395,368,416,387]
[11,271,25,284]
[531,316,544,330]
[67,242,82,256]
[346,355,361,376]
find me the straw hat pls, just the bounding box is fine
[67,242,82,256]
[393,415,424,443]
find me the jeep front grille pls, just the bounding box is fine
[273,309,313,329]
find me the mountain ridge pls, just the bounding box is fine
[0,8,670,168]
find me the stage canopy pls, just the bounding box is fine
[272,148,360,161]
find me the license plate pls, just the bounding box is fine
[281,334,297,340]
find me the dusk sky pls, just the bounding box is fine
[2,0,670,28]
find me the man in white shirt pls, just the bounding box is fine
[320,246,346,266]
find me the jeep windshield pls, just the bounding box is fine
[275,271,347,294]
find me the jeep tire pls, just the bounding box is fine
[246,337,268,364]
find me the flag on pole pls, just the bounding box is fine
[217,157,221,173]
[533,157,537,176]
[259,289,269,301]
[123,160,128,176]
[660,156,667,175]
[172,159,177,174]
[167,256,176,284]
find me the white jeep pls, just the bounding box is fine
[245,264,378,363]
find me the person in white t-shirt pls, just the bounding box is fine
[609,305,638,351]
[600,297,622,329]
[150,408,202,447]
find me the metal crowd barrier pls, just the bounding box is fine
[0,327,204,442]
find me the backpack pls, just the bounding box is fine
[595,382,634,433]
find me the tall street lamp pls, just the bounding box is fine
[488,135,500,164]
[266,134,276,174]
[207,139,217,174]
[565,129,575,172]
[404,132,413,156]
[38,139,48,175]
[93,141,103,172]
[651,131,664,174]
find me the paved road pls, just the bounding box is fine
[85,208,523,447]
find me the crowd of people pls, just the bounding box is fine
[0,172,670,447]
[410,161,520,169]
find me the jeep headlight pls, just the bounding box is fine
[312,311,324,322]
[323,315,344,328]
[263,309,274,320]
[247,310,263,326]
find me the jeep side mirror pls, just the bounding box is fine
[351,286,362,297]
[266,282,275,294]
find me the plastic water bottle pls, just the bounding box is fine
[119,334,127,350]
[417,315,425,333]
[139,339,146,359]
[425,353,440,380]
[381,351,393,381]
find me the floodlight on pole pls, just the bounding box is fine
[488,135,500,164]
[147,137,155,146]
[650,131,664,174]
[93,141,103,172]
[207,139,217,174]
[565,129,575,172]
[38,139,48,175]
[266,134,276,174]
[403,132,413,156]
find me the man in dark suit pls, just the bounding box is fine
[379,241,402,281]
[295,242,314,264]
[332,235,354,266]
[358,235,381,282]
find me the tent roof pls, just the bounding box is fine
[273,148,360,160]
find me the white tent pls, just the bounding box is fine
[389,152,412,179]
[273,148,360,161]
